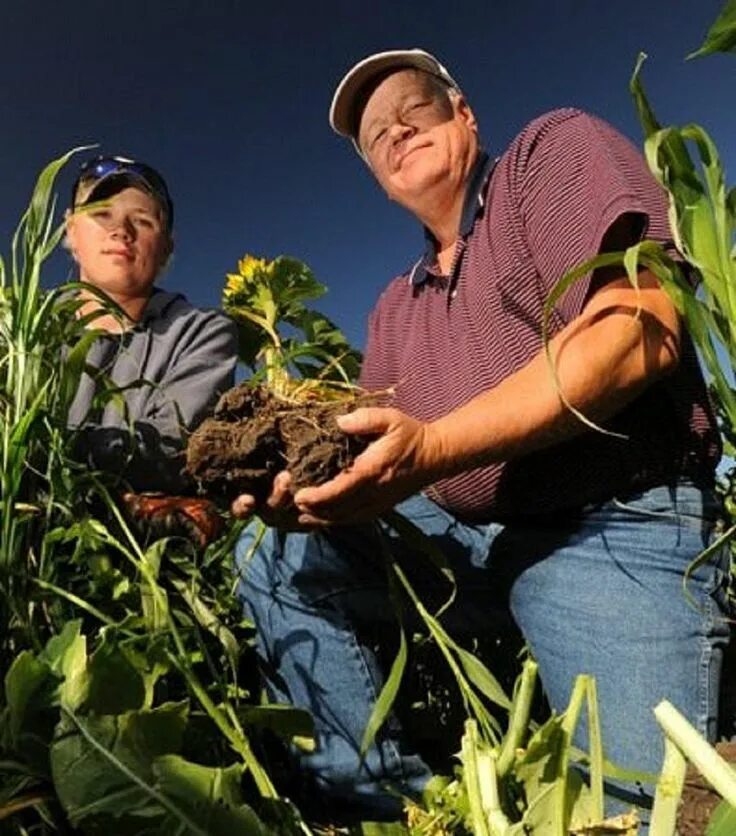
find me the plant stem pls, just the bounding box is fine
[654,700,736,807]
[555,675,588,836]
[462,720,492,836]
[586,676,605,823]
[496,659,537,778]
[649,735,687,836]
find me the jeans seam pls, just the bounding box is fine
[697,594,716,739]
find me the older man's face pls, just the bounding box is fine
[357,69,478,212]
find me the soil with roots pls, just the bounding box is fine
[186,382,372,503]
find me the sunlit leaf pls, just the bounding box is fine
[50,703,189,829]
[707,799,736,835]
[688,0,736,58]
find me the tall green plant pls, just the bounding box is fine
[0,148,100,658]
[0,159,311,834]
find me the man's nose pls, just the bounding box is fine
[388,121,416,144]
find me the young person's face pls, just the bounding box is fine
[66,186,171,298]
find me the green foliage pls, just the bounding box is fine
[223,253,362,395]
[630,56,736,455]
[707,800,736,835]
[407,667,640,835]
[538,3,736,832]
[0,158,308,834]
[688,0,736,59]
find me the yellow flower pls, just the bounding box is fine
[223,273,245,300]
[237,255,271,280]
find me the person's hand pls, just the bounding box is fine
[293,406,442,526]
[231,471,310,531]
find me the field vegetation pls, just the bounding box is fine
[1,2,736,834]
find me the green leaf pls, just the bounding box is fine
[515,715,566,804]
[4,651,59,743]
[39,619,89,711]
[629,53,661,139]
[50,703,189,829]
[25,147,91,257]
[361,625,408,757]
[84,631,146,714]
[169,575,240,675]
[153,755,268,835]
[237,704,315,752]
[688,0,736,58]
[707,800,736,835]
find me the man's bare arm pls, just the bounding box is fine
[292,268,680,524]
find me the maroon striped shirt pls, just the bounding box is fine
[360,108,720,520]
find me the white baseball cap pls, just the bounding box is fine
[329,48,460,141]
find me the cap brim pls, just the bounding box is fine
[75,171,153,207]
[74,172,173,229]
[329,49,458,140]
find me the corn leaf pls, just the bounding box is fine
[360,624,408,757]
[688,0,736,58]
[707,800,736,835]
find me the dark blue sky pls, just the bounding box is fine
[1,0,733,349]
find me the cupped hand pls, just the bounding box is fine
[231,470,312,531]
[293,406,442,526]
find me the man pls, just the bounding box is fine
[235,51,729,822]
[67,156,237,504]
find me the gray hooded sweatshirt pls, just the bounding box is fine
[68,288,237,493]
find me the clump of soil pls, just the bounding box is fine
[186,382,373,503]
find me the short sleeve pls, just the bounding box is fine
[517,110,670,322]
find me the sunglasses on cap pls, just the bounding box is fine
[72,155,174,227]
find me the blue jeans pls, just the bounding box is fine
[236,483,730,823]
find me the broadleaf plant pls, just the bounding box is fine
[223,254,362,397]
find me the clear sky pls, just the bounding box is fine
[1,0,733,350]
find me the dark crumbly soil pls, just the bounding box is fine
[186,383,371,503]
[677,740,736,836]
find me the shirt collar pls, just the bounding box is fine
[408,150,496,287]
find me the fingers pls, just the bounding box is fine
[337,406,395,435]
[231,494,256,518]
[266,471,293,510]
[231,472,305,529]
[294,469,360,511]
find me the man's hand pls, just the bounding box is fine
[231,471,307,531]
[292,407,442,526]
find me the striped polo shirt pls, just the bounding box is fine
[359,108,720,520]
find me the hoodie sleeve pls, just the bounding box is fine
[73,308,238,494]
